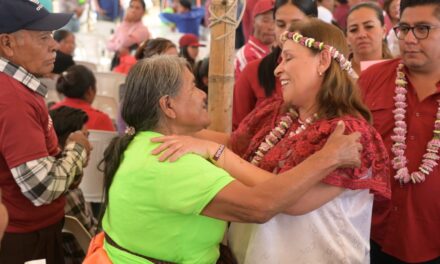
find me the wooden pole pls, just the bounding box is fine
[207,0,237,133]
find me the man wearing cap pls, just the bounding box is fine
[234,0,275,81]
[0,1,92,263]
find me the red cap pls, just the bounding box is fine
[179,34,206,47]
[252,0,275,18]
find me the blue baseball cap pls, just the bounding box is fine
[0,0,72,34]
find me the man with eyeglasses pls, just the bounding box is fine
[359,0,440,263]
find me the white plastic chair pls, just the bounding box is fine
[92,95,119,121]
[95,72,125,104]
[62,215,92,253]
[93,21,117,39]
[79,130,118,203]
[74,32,110,69]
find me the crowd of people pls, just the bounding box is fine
[0,0,440,263]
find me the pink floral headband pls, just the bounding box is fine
[280,31,358,79]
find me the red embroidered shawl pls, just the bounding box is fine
[231,98,391,199]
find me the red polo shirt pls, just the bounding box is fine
[232,58,282,130]
[359,58,440,262]
[0,73,64,233]
[234,35,271,80]
[51,98,115,132]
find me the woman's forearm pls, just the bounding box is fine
[195,129,231,147]
[212,143,338,188]
[202,149,341,222]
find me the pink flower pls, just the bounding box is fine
[395,102,407,109]
[394,94,407,102]
[393,148,405,156]
[393,108,406,115]
[260,142,270,152]
[393,126,406,135]
[391,135,406,142]
[394,114,405,121]
[395,87,407,94]
[395,121,407,129]
[427,139,440,149]
[423,159,438,167]
[394,167,409,183]
[423,152,440,160]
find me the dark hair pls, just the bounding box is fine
[180,46,196,69]
[258,0,318,97]
[49,106,88,147]
[130,0,146,10]
[400,0,440,18]
[101,56,189,222]
[179,0,192,10]
[286,18,372,122]
[134,38,176,60]
[349,2,384,25]
[347,2,393,60]
[53,29,72,42]
[56,65,96,99]
[194,57,209,94]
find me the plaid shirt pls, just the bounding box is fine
[0,57,88,206]
[64,188,98,264]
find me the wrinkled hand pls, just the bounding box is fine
[66,130,93,165]
[321,121,363,168]
[151,135,217,162]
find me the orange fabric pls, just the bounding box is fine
[113,54,137,75]
[83,232,112,264]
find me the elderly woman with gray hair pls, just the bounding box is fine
[85,55,362,263]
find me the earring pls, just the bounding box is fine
[318,71,323,76]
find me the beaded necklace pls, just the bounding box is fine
[391,63,440,184]
[250,109,318,166]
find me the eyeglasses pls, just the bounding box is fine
[394,24,440,40]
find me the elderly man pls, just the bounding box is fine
[0,1,92,263]
[234,0,275,80]
[359,0,440,263]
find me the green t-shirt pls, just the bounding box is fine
[102,131,234,264]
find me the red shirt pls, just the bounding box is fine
[231,98,390,198]
[0,73,64,233]
[234,36,271,80]
[51,98,115,132]
[232,59,282,130]
[359,58,440,262]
